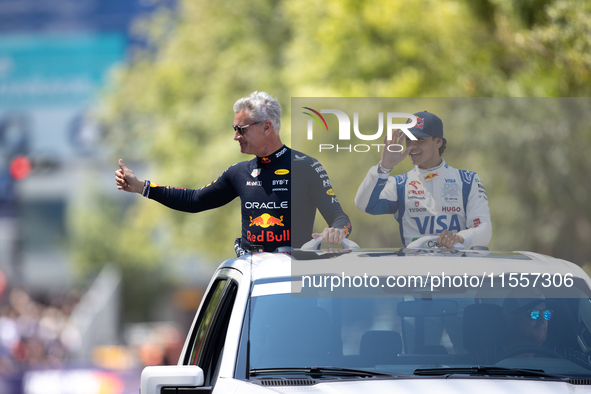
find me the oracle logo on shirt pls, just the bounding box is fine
[244,201,288,209]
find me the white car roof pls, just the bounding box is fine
[218,249,590,287]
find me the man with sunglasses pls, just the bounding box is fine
[498,288,591,366]
[115,91,352,256]
[502,292,554,356]
[355,111,491,249]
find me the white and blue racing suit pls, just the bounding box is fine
[355,159,492,248]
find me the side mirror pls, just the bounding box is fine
[141,365,204,394]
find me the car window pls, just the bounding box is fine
[186,276,238,386]
[188,278,227,366]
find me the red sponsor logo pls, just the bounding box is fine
[409,116,424,129]
[473,218,481,227]
[261,157,271,164]
[443,206,460,212]
[416,116,424,129]
[246,230,290,243]
[409,180,421,189]
[249,213,284,228]
[406,116,424,129]
[408,190,425,195]
[424,172,438,180]
[343,222,352,236]
[414,201,420,207]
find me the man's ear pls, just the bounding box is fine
[435,137,443,148]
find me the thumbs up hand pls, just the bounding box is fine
[115,159,144,193]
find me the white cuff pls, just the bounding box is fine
[462,235,473,249]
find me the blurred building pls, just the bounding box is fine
[0,0,174,291]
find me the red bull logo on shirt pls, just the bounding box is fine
[246,229,290,243]
[249,213,284,228]
[247,214,289,243]
[343,222,351,236]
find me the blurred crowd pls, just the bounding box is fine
[0,286,188,377]
[0,262,191,381]
[0,287,82,374]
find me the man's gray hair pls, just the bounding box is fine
[233,91,281,134]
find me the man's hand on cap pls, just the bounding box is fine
[380,131,409,169]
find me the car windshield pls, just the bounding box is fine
[246,275,591,377]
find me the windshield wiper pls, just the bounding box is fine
[250,367,396,378]
[413,366,568,380]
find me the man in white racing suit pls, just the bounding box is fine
[355,111,491,249]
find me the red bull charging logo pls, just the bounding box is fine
[249,213,284,228]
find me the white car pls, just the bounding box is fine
[141,243,591,393]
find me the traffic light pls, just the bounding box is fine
[9,156,31,181]
[5,155,60,181]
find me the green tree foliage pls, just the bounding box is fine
[486,0,591,95]
[283,0,502,96]
[70,0,591,319]
[451,98,591,264]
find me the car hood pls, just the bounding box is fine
[223,377,580,394]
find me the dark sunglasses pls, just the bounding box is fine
[232,121,263,135]
[529,309,552,320]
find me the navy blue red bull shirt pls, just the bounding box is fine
[147,145,352,252]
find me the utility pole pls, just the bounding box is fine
[0,114,30,284]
